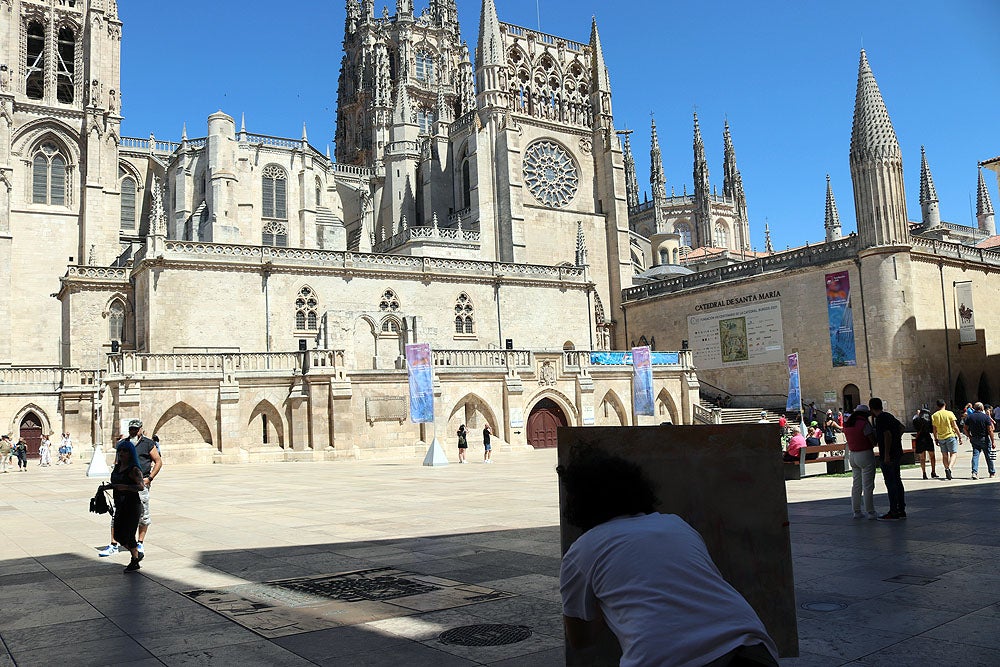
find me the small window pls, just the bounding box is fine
[715,222,729,248]
[315,177,323,208]
[25,22,45,100]
[263,220,288,247]
[417,109,434,135]
[295,286,319,331]
[454,292,474,334]
[675,223,692,248]
[379,289,400,312]
[32,142,68,206]
[262,165,287,219]
[415,52,435,82]
[461,160,471,209]
[120,177,137,230]
[382,318,400,333]
[108,300,125,342]
[56,27,75,103]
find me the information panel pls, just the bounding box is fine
[687,301,785,370]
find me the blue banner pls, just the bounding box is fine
[632,346,655,416]
[825,271,857,367]
[406,343,434,423]
[786,353,801,413]
[590,351,680,366]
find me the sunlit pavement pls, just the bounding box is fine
[1,449,998,666]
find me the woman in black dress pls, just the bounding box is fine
[101,440,146,572]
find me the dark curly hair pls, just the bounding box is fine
[556,443,657,532]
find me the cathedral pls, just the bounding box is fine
[0,0,701,461]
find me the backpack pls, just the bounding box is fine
[89,487,113,516]
[824,426,837,444]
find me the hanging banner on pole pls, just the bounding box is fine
[405,343,434,423]
[825,271,857,367]
[786,353,801,413]
[955,281,976,344]
[632,346,655,416]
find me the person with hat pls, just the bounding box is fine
[871,397,906,520]
[123,419,162,555]
[844,404,878,519]
[0,435,12,473]
[99,438,146,572]
[757,411,769,424]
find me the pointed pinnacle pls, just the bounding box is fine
[979,167,995,217]
[919,145,938,204]
[850,49,901,160]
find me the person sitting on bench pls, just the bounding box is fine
[783,426,818,462]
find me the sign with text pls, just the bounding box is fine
[632,346,655,416]
[825,271,857,366]
[405,343,434,423]
[688,301,785,370]
[955,281,976,344]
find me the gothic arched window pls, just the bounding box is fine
[262,165,287,219]
[56,27,75,103]
[295,286,319,331]
[674,222,692,248]
[381,317,400,333]
[658,248,668,265]
[108,299,125,343]
[120,173,137,230]
[461,160,471,210]
[315,177,323,208]
[715,222,729,248]
[262,220,288,247]
[415,51,434,82]
[25,21,45,100]
[454,292,474,334]
[32,142,67,206]
[417,108,434,135]
[379,289,400,313]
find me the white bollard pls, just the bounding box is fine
[86,444,110,478]
[422,437,449,466]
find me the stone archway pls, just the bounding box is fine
[18,411,44,458]
[526,398,567,449]
[842,384,860,412]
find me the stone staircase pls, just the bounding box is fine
[697,400,795,425]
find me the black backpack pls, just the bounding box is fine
[89,487,113,516]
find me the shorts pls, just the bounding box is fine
[139,487,151,526]
[937,436,958,454]
[484,442,492,451]
[914,435,935,453]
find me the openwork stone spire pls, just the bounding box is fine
[477,0,503,67]
[849,50,908,248]
[764,220,774,254]
[978,167,996,235]
[693,113,712,247]
[393,80,412,126]
[722,120,750,251]
[575,221,588,266]
[619,130,639,209]
[918,146,941,226]
[650,117,667,203]
[824,174,842,242]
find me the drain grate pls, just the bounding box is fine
[884,574,939,586]
[438,624,532,647]
[273,567,441,602]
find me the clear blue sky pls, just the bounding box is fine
[119,0,999,251]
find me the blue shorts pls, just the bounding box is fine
[484,443,492,451]
[938,436,958,454]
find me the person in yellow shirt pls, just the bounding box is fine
[931,399,963,480]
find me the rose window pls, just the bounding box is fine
[522,141,579,209]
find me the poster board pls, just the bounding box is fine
[687,301,785,370]
[557,425,798,665]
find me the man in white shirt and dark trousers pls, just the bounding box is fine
[558,445,778,666]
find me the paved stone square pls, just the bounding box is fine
[1,450,999,666]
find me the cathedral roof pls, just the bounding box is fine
[850,50,901,160]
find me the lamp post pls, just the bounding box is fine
[86,344,111,478]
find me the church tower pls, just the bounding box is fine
[849,50,909,248]
[0,0,123,366]
[978,167,996,236]
[918,146,941,227]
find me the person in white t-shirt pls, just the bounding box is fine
[558,446,778,667]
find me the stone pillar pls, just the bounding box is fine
[503,371,525,447]
[217,360,241,461]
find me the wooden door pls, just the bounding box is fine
[19,413,43,458]
[527,400,567,449]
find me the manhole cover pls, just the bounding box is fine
[438,624,532,647]
[800,601,848,612]
[273,567,441,602]
[884,574,939,586]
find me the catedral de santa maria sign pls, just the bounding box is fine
[688,297,785,371]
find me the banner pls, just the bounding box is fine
[590,351,680,365]
[405,343,434,423]
[687,301,785,370]
[786,353,801,413]
[825,271,857,367]
[955,281,976,344]
[632,346,655,416]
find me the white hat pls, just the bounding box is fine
[853,404,870,413]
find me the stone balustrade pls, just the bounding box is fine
[432,349,533,369]
[0,367,99,391]
[693,402,722,425]
[106,351,345,378]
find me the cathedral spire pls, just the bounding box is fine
[476,0,505,109]
[722,120,738,199]
[650,116,667,203]
[393,79,413,126]
[589,17,614,130]
[978,167,996,236]
[693,112,712,246]
[918,146,940,227]
[590,18,611,96]
[575,221,588,266]
[619,130,639,210]
[764,220,774,254]
[824,174,843,242]
[722,119,749,251]
[849,50,909,248]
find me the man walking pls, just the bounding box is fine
[964,402,995,480]
[123,420,163,554]
[931,399,962,480]
[871,398,905,520]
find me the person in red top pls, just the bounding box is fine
[843,404,878,519]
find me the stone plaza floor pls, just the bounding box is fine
[1,449,998,666]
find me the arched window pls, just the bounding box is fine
[381,317,400,333]
[417,108,434,135]
[454,292,474,334]
[674,222,692,248]
[32,142,67,206]
[262,165,287,219]
[315,177,323,208]
[120,174,137,230]
[658,248,668,265]
[295,286,318,331]
[415,51,434,82]
[108,300,125,342]
[461,160,471,210]
[56,27,75,103]
[25,21,45,100]
[262,220,288,247]
[379,289,400,313]
[715,222,729,248]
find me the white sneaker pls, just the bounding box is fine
[98,544,119,557]
[136,542,144,554]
